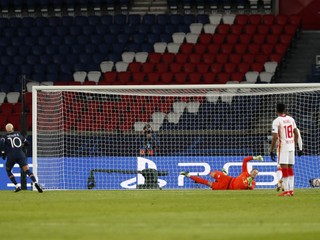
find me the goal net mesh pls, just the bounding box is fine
[33,85,320,190]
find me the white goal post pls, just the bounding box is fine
[32,84,320,190]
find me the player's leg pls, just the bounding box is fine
[209,171,232,190]
[278,151,292,196]
[287,151,295,196]
[276,165,284,192]
[5,160,21,192]
[21,164,43,193]
[180,172,210,187]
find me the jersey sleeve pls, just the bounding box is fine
[242,156,253,173]
[272,118,279,134]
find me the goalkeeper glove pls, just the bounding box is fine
[253,155,264,161]
[270,152,276,162]
[247,177,253,188]
[297,150,303,157]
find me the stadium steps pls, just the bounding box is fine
[278,31,320,83]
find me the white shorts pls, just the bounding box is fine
[277,150,295,165]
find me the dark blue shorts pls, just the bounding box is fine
[6,157,28,170]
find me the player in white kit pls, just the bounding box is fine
[270,103,302,197]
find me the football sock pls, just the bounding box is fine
[190,176,208,185]
[6,170,18,185]
[25,170,37,182]
[281,168,289,191]
[276,166,283,181]
[288,168,294,191]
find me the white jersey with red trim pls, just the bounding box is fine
[272,114,297,151]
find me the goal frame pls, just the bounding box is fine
[32,83,320,189]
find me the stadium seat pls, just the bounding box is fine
[135,52,148,63]
[87,71,101,83]
[115,62,129,72]
[162,53,175,64]
[167,43,180,53]
[6,92,20,103]
[73,71,87,83]
[259,72,273,83]
[154,42,167,53]
[122,52,135,63]
[203,24,216,34]
[245,71,259,83]
[174,72,188,84]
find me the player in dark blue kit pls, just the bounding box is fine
[1,123,43,193]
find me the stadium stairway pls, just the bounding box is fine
[277,31,320,83]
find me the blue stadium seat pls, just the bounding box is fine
[123,25,137,34]
[25,36,36,46]
[109,24,122,34]
[17,27,29,37]
[147,33,160,43]
[57,26,68,36]
[118,33,130,44]
[43,26,56,37]
[143,14,156,25]
[66,54,78,65]
[100,15,113,25]
[137,24,150,34]
[160,33,172,43]
[157,14,169,25]
[197,14,210,24]
[83,25,95,35]
[3,28,15,37]
[126,43,141,52]
[107,53,121,62]
[26,55,38,65]
[6,46,18,56]
[132,33,145,44]
[60,63,73,74]
[34,64,46,74]
[90,34,103,45]
[9,17,22,28]
[21,64,33,75]
[84,44,97,54]
[88,15,101,25]
[71,44,84,54]
[35,17,49,27]
[0,65,6,75]
[70,25,82,35]
[112,43,125,53]
[141,43,153,52]
[32,73,46,83]
[19,46,31,56]
[0,83,14,93]
[93,53,105,64]
[38,36,50,46]
[47,64,59,73]
[0,18,9,28]
[74,16,88,26]
[50,35,64,45]
[178,24,190,33]
[58,45,70,55]
[77,35,90,44]
[183,14,196,25]
[8,65,19,75]
[39,55,51,65]
[0,56,13,65]
[96,24,109,35]
[30,27,41,37]
[103,34,116,45]
[114,14,127,25]
[11,37,24,46]
[64,35,77,45]
[45,45,58,55]
[164,25,177,34]
[52,54,65,64]
[46,73,59,82]
[151,24,164,34]
[22,17,34,28]
[128,14,141,26]
[98,43,111,54]
[3,75,16,84]
[48,16,61,26]
[170,14,183,25]
[61,16,74,26]
[13,56,25,65]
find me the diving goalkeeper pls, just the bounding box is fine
[180,156,263,190]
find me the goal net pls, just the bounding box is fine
[32,84,320,190]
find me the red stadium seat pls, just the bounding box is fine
[230,72,245,82]
[1,103,13,114]
[271,25,284,35]
[234,44,247,54]
[13,103,22,113]
[279,34,293,47]
[180,43,194,54]
[235,14,249,25]
[263,14,275,25]
[212,34,225,44]
[226,34,239,44]
[188,53,202,64]
[170,63,183,73]
[255,53,269,64]
[162,53,175,64]
[202,53,215,64]
[210,63,223,73]
[248,43,260,54]
[203,72,216,84]
[148,53,162,63]
[156,63,169,73]
[274,43,287,56]
[184,63,196,73]
[175,53,188,64]
[132,72,146,84]
[8,114,21,131]
[249,15,262,25]
[221,43,233,54]
[230,24,243,35]
[189,72,202,84]
[0,114,8,131]
[289,15,302,28]
[257,25,270,35]
[266,34,279,44]
[215,53,228,64]
[261,44,274,55]
[128,62,142,73]
[117,72,131,84]
[147,72,160,84]
[229,53,242,64]
[284,25,297,36]
[216,73,230,84]
[194,44,207,54]
[238,63,250,73]
[196,63,210,73]
[207,44,220,54]
[239,34,252,45]
[161,72,174,84]
[198,34,213,45]
[242,53,255,64]
[141,62,155,73]
[224,63,236,74]
[251,63,264,72]
[244,25,257,35]
[252,34,265,44]
[216,24,230,34]
[269,53,283,63]
[174,72,188,84]
[275,15,288,25]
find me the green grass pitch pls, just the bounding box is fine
[1,189,320,240]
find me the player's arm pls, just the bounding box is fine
[294,128,303,156]
[242,156,263,172]
[270,119,278,161]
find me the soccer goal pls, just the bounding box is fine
[32,84,320,190]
